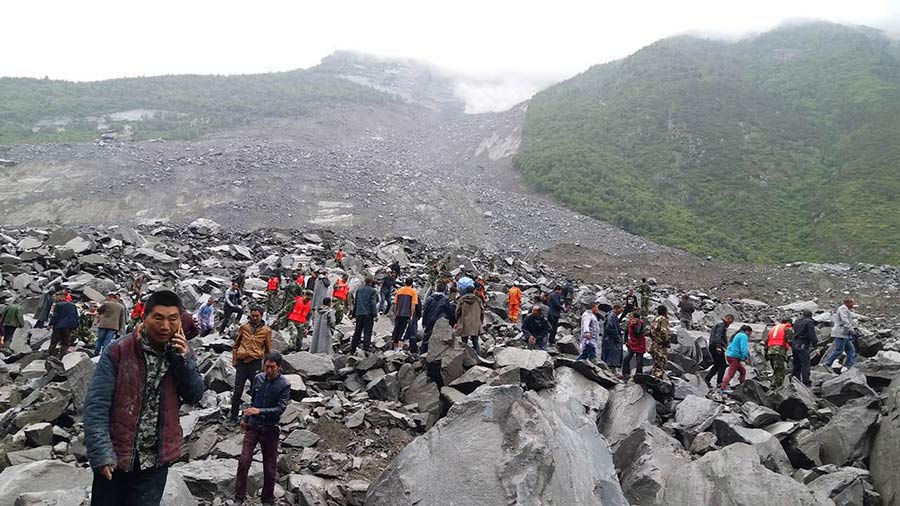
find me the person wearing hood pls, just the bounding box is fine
[791,310,819,386]
[576,303,601,361]
[421,282,456,354]
[311,270,331,311]
[601,305,624,371]
[310,298,336,354]
[455,285,484,354]
[230,306,272,424]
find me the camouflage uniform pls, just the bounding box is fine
[649,316,670,379]
[639,284,651,316]
[274,283,303,330]
[75,308,97,347]
[292,323,309,349]
[137,336,169,468]
[767,327,792,389]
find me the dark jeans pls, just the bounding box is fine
[462,335,480,354]
[48,328,73,359]
[825,337,856,369]
[379,290,392,314]
[792,344,812,385]
[235,424,279,503]
[231,359,262,421]
[548,314,560,344]
[391,316,410,345]
[220,307,244,332]
[622,349,644,377]
[705,347,727,386]
[91,465,168,506]
[94,328,118,356]
[350,314,375,353]
[405,317,419,353]
[576,342,596,361]
[2,325,16,342]
[525,333,548,351]
[35,320,46,329]
[421,318,440,353]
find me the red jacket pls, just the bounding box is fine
[289,297,312,324]
[626,319,648,353]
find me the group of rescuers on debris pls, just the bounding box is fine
[3,246,862,505]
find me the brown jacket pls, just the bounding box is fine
[455,293,484,337]
[233,322,272,364]
[97,301,125,331]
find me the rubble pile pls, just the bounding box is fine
[0,223,898,505]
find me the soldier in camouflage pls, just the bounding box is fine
[649,305,670,379]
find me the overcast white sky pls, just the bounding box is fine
[3,0,899,111]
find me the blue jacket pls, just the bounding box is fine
[50,302,79,329]
[247,372,290,427]
[604,311,622,343]
[549,293,564,318]
[422,292,455,326]
[354,285,378,316]
[726,331,750,360]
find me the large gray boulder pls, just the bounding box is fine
[600,383,657,449]
[820,368,877,406]
[282,352,335,379]
[0,460,92,505]
[808,470,865,506]
[539,366,610,425]
[673,395,722,447]
[174,458,263,500]
[613,423,690,506]
[493,347,555,390]
[364,386,627,506]
[815,397,881,466]
[660,444,834,505]
[871,374,900,505]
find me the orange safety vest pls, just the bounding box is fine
[267,277,280,291]
[289,297,311,324]
[767,323,791,348]
[296,275,305,287]
[333,280,349,301]
[336,251,344,262]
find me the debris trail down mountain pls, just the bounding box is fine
[0,223,898,505]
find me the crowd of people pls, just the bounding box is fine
[2,243,864,506]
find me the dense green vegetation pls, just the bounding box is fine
[0,70,398,144]
[516,22,900,264]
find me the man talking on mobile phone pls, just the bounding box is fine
[83,290,205,505]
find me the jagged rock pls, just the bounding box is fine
[203,354,235,393]
[689,432,718,455]
[774,378,820,420]
[716,424,793,474]
[402,373,441,428]
[741,401,782,427]
[614,423,690,506]
[554,357,619,388]
[355,353,385,372]
[162,470,199,506]
[439,386,466,409]
[660,444,832,505]
[871,374,900,506]
[22,423,52,447]
[284,429,320,448]
[447,366,496,394]
[288,474,327,505]
[674,395,722,447]
[5,446,52,466]
[62,236,92,254]
[855,332,883,358]
[539,366,610,425]
[364,386,627,506]
[0,460,91,505]
[821,368,877,406]
[815,397,881,466]
[808,469,865,506]
[856,357,900,390]
[365,373,400,401]
[283,352,335,379]
[493,347,555,390]
[731,378,772,407]
[175,458,263,500]
[600,383,657,449]
[188,218,221,235]
[13,489,89,506]
[556,334,580,355]
[783,428,823,469]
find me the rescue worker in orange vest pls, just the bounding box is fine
[766,318,793,388]
[332,274,350,324]
[288,291,312,350]
[335,248,345,269]
[507,282,522,323]
[266,274,281,313]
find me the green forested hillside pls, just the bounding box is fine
[516,22,900,264]
[0,70,398,144]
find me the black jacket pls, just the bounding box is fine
[792,317,819,346]
[522,314,551,340]
[709,321,729,349]
[423,292,455,326]
[549,293,564,318]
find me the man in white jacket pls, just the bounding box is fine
[825,298,857,370]
[576,303,601,362]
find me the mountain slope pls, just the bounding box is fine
[515,22,900,264]
[0,69,399,144]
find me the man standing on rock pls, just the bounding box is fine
[197,296,216,337]
[548,285,565,345]
[791,310,818,386]
[705,314,734,388]
[84,290,204,505]
[576,303,601,361]
[391,278,419,352]
[335,247,345,269]
[678,294,695,330]
[639,278,651,316]
[621,290,639,323]
[455,285,484,354]
[230,306,272,424]
[649,306,671,379]
[379,271,396,314]
[234,352,290,506]
[522,304,552,351]
[622,311,648,379]
[48,291,79,359]
[349,276,378,354]
[265,273,280,313]
[312,269,331,311]
[421,281,456,354]
[0,295,25,348]
[287,291,312,349]
[507,282,522,324]
[721,325,753,391]
[220,281,244,333]
[94,292,125,355]
[601,305,624,372]
[34,288,55,329]
[825,298,857,371]
[766,318,793,388]
[332,273,350,324]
